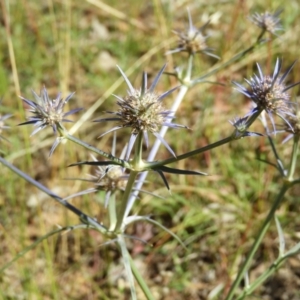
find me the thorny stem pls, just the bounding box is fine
[267,134,286,177]
[246,108,263,128]
[149,107,264,168]
[114,170,139,232]
[118,235,137,300]
[228,116,299,299]
[236,252,289,300]
[108,193,117,231]
[133,131,144,168]
[149,135,234,168]
[59,125,129,168]
[0,156,107,233]
[130,255,155,300]
[225,183,290,300]
[114,133,144,231]
[287,135,300,181]
[195,29,266,82]
[185,54,194,84]
[260,111,286,176]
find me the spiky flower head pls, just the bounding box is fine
[229,116,263,138]
[94,165,128,193]
[285,112,300,134]
[95,64,187,158]
[89,164,128,208]
[67,155,168,205]
[279,105,300,143]
[233,58,299,131]
[19,87,82,136]
[249,8,283,36]
[167,9,219,58]
[65,161,129,208]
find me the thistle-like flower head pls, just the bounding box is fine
[249,8,283,36]
[229,116,263,138]
[167,9,219,59]
[19,87,82,136]
[93,165,128,193]
[279,106,300,143]
[67,156,168,205]
[90,164,129,208]
[285,112,300,134]
[233,58,299,131]
[65,160,129,208]
[95,64,187,158]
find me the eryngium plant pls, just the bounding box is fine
[2,4,300,300]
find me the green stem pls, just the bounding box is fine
[287,135,300,181]
[148,108,263,169]
[114,132,143,230]
[184,54,194,84]
[266,134,286,177]
[149,135,233,168]
[0,156,107,234]
[133,132,144,167]
[114,171,139,232]
[118,235,137,300]
[59,125,129,168]
[130,256,155,300]
[225,183,290,300]
[236,254,287,300]
[108,193,117,231]
[194,30,266,82]
[246,108,263,128]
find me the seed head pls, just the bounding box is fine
[167,9,219,59]
[249,8,283,36]
[95,64,187,158]
[19,87,82,136]
[233,58,299,131]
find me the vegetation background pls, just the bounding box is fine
[1,0,300,299]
